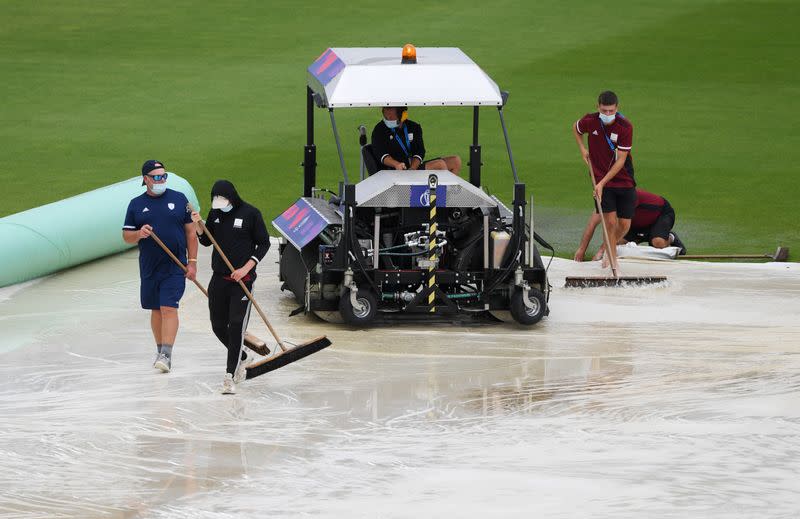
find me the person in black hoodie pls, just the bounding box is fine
[191,180,270,394]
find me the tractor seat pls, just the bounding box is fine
[361,143,380,176]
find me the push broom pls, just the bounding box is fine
[679,247,789,262]
[564,162,667,288]
[190,208,331,379]
[150,230,271,356]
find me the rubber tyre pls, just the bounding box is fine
[339,289,378,326]
[509,287,546,325]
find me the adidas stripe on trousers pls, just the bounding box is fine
[208,273,253,375]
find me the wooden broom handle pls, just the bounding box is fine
[149,231,208,297]
[190,205,287,352]
[586,162,619,278]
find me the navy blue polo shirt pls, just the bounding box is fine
[123,189,192,279]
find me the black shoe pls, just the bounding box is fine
[670,232,686,255]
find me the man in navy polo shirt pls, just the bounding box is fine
[122,160,198,373]
[573,91,636,266]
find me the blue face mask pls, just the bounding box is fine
[150,182,167,195]
[599,112,616,125]
[384,118,398,129]
[220,204,233,213]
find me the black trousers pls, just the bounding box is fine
[208,273,253,375]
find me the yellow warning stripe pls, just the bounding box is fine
[429,190,437,312]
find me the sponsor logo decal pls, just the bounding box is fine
[142,207,149,212]
[409,185,446,207]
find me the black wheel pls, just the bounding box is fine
[339,289,378,326]
[509,287,546,325]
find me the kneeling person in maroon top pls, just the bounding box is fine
[624,189,684,251]
[574,188,686,261]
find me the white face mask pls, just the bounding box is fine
[599,112,616,125]
[384,118,398,129]
[212,195,233,212]
[150,182,167,195]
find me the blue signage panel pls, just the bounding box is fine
[272,198,329,250]
[409,185,447,208]
[308,48,345,86]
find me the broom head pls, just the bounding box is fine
[246,336,331,379]
[565,276,668,288]
[244,332,271,356]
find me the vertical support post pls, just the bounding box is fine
[528,195,535,268]
[303,86,317,198]
[512,183,526,261]
[427,174,439,313]
[469,106,482,187]
[373,213,380,269]
[483,213,489,270]
[498,107,519,184]
[329,108,349,185]
[343,183,356,266]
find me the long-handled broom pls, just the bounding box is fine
[191,210,331,379]
[149,230,271,356]
[679,246,789,262]
[564,163,667,288]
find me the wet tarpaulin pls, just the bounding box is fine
[1,245,799,518]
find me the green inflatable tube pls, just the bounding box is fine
[0,174,201,288]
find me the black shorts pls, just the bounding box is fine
[624,202,675,243]
[595,187,636,219]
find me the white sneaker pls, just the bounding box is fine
[222,373,236,394]
[154,353,171,373]
[233,354,253,384]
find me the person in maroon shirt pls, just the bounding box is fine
[572,91,636,264]
[574,188,686,261]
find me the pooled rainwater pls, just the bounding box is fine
[1,248,798,518]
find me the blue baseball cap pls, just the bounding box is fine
[141,160,165,185]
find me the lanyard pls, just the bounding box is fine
[599,112,624,153]
[391,125,411,157]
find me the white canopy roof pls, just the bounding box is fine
[307,47,503,108]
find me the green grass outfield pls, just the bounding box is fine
[1,0,798,258]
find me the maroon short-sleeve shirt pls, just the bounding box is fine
[576,112,635,188]
[631,189,667,229]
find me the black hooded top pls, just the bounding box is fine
[199,180,270,277]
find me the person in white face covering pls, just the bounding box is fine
[122,160,198,374]
[191,180,270,394]
[572,91,637,266]
[371,106,462,174]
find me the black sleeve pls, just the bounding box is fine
[198,210,214,247]
[371,122,390,164]
[249,208,270,265]
[411,122,425,162]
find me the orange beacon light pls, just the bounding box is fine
[401,44,417,64]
